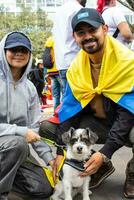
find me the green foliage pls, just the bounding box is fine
[0,4,53,58]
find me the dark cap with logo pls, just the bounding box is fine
[72,8,105,32]
[4,32,32,52]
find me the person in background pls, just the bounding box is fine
[40,8,134,199]
[53,0,87,96]
[97,0,133,45]
[0,31,54,200]
[43,36,62,110]
[28,60,45,105]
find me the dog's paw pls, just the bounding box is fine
[50,197,59,200]
[50,195,63,200]
[88,189,92,195]
[83,197,91,200]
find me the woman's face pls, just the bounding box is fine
[5,46,30,70]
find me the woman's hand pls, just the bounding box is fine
[80,152,104,177]
[25,129,41,143]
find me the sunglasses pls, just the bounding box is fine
[8,46,29,54]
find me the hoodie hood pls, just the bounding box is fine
[0,31,32,83]
[0,31,32,123]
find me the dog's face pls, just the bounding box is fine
[62,127,98,159]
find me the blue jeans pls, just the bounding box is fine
[51,74,62,109]
[59,69,67,97]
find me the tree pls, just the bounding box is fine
[0,4,53,58]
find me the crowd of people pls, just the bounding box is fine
[0,0,134,200]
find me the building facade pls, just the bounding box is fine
[0,0,64,19]
[0,0,133,23]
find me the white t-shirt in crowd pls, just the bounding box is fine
[53,0,82,70]
[102,6,127,44]
[131,40,134,51]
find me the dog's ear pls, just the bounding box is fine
[62,127,75,144]
[86,128,98,144]
[70,127,75,136]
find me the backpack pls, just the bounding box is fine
[28,68,44,98]
[28,69,38,86]
[42,47,54,69]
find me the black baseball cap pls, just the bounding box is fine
[72,8,105,32]
[4,32,32,52]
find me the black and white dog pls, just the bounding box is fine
[51,127,98,200]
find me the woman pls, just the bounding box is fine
[0,31,54,200]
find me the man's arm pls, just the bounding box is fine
[118,21,133,43]
[100,105,134,158]
[81,105,134,176]
[112,7,133,43]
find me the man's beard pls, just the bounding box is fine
[81,38,104,54]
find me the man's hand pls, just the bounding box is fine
[52,155,64,183]
[25,129,41,143]
[80,152,104,177]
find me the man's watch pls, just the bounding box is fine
[101,153,110,163]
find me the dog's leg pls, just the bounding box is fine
[63,179,72,200]
[51,182,63,200]
[83,177,91,200]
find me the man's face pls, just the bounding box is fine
[73,23,108,54]
[5,46,30,69]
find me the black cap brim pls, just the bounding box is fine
[73,19,103,31]
[4,42,32,52]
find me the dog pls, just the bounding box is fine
[51,127,98,200]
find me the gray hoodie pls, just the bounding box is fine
[0,32,54,164]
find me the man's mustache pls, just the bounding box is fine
[82,38,97,45]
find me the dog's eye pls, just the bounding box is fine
[70,138,78,144]
[81,138,89,144]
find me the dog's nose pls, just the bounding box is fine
[77,146,83,152]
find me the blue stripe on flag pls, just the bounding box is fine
[58,83,82,122]
[118,86,134,114]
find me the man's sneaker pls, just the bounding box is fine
[124,162,134,198]
[89,160,115,189]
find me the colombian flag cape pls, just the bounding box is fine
[49,36,134,124]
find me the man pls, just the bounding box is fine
[43,36,62,110]
[28,59,45,104]
[0,32,54,200]
[40,8,134,198]
[53,0,87,96]
[99,0,133,45]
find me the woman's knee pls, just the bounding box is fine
[1,136,28,152]
[13,136,28,150]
